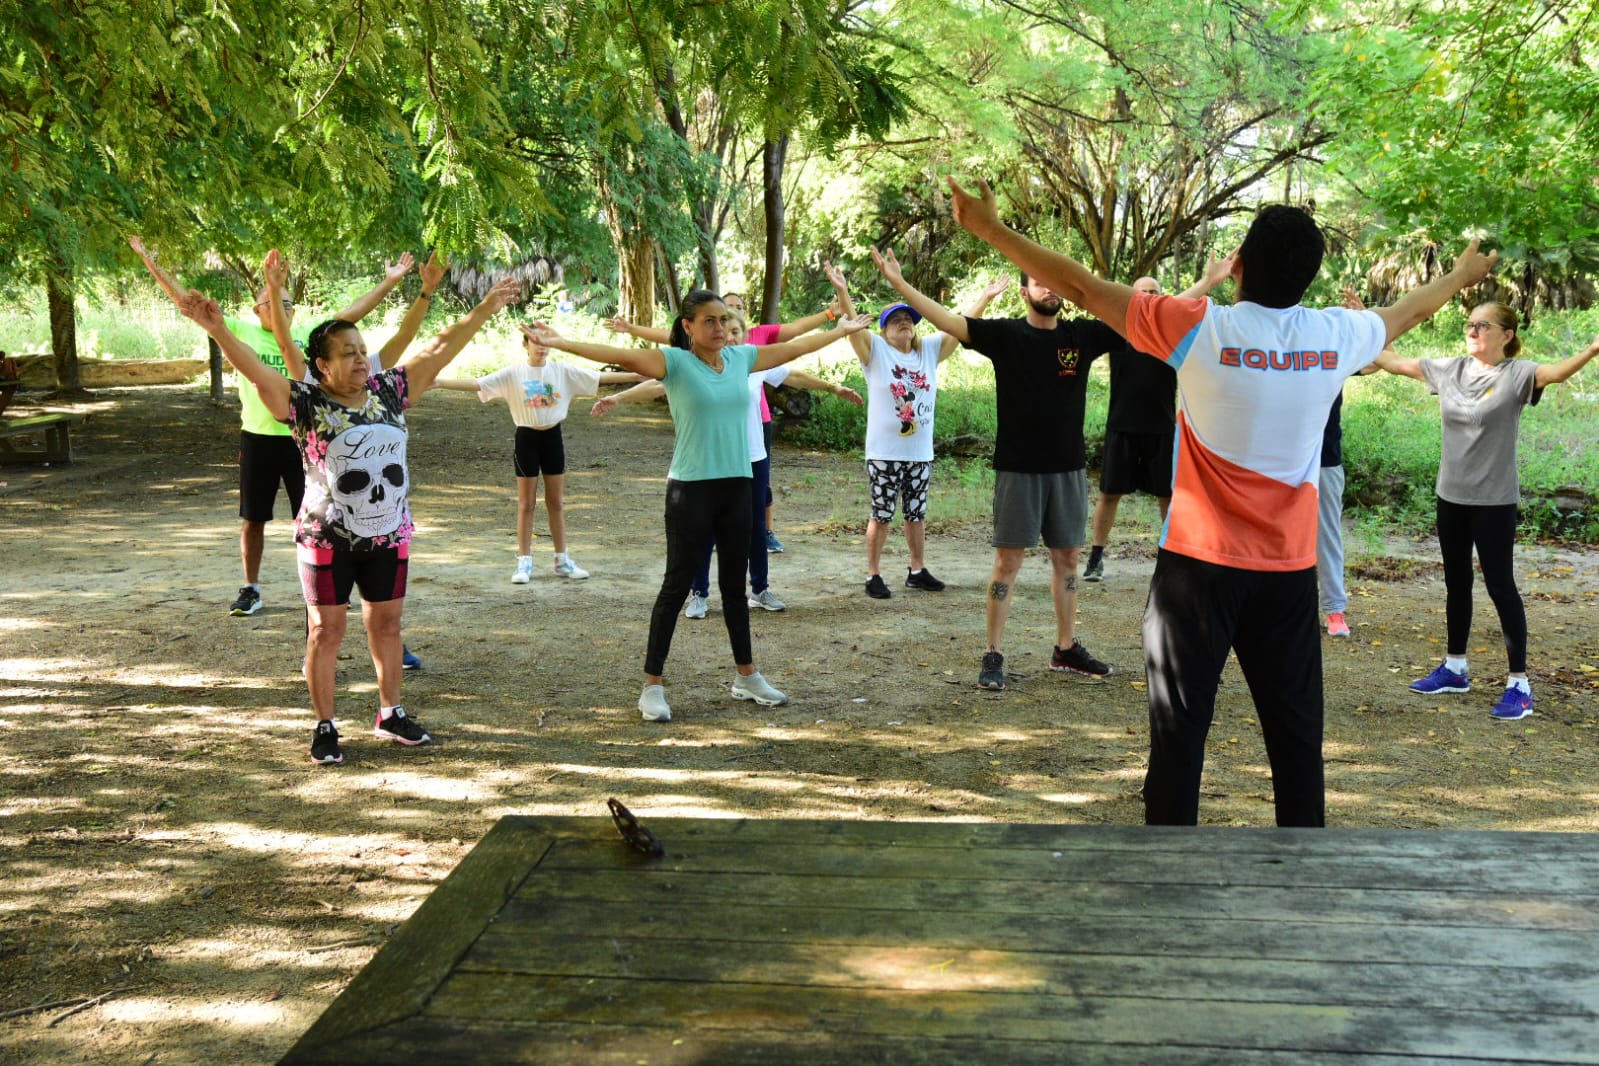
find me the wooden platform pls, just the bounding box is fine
[279,817,1599,1065]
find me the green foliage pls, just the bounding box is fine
[1312,0,1599,273]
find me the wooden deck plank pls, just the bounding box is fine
[422,972,1599,1063]
[506,865,1599,932]
[279,818,554,1061]
[277,1016,1514,1066]
[453,932,1599,1016]
[534,835,1599,893]
[481,895,1595,969]
[596,818,1599,863]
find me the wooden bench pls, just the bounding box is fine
[0,413,81,465]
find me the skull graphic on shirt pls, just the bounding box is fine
[324,424,408,538]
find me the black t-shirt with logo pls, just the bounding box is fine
[1106,342,1178,435]
[963,315,1121,473]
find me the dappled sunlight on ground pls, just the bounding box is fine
[3,385,1596,1065]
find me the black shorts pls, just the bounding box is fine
[514,424,567,478]
[239,431,305,522]
[1099,429,1174,497]
[297,544,409,607]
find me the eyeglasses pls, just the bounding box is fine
[1464,321,1500,335]
[255,298,294,312]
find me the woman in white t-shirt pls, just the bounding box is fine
[1377,303,1598,720]
[437,326,640,583]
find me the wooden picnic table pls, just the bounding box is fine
[280,816,1599,1065]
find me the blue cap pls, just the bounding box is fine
[878,303,922,330]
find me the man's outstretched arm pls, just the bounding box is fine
[947,177,1134,337]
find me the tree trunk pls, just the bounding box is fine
[760,136,790,324]
[655,243,682,318]
[46,263,81,393]
[695,202,719,296]
[598,173,657,327]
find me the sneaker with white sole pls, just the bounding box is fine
[310,720,343,765]
[373,706,432,745]
[511,556,533,584]
[1325,612,1350,637]
[748,588,787,612]
[639,684,672,721]
[1489,686,1534,721]
[553,555,590,579]
[731,671,788,706]
[765,530,785,553]
[1410,663,1469,694]
[230,586,263,616]
[684,592,709,619]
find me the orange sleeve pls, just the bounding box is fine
[1126,292,1208,360]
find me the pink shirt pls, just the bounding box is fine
[747,324,782,422]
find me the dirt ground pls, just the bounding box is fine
[2,383,1596,1065]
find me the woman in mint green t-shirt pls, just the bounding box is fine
[531,291,869,723]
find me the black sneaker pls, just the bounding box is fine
[978,651,1006,690]
[1083,554,1105,582]
[905,567,946,591]
[1051,639,1113,677]
[373,707,432,746]
[310,720,343,765]
[230,586,262,616]
[865,574,892,599]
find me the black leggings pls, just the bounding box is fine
[645,477,753,676]
[1436,497,1526,672]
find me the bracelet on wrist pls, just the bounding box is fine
[420,290,434,300]
[824,307,838,322]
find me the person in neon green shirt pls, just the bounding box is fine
[132,238,437,618]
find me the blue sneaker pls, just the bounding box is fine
[1489,686,1533,721]
[1410,663,1469,694]
[402,646,422,671]
[765,530,784,553]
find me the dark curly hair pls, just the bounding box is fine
[1238,205,1325,308]
[303,319,358,382]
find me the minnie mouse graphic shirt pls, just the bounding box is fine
[863,333,943,462]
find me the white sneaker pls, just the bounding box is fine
[747,588,787,612]
[730,671,788,707]
[684,592,709,619]
[638,684,672,722]
[511,556,533,584]
[553,554,590,579]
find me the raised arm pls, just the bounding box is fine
[261,250,306,381]
[432,378,488,394]
[870,246,972,346]
[782,369,863,406]
[400,278,521,396]
[606,316,671,345]
[591,377,666,416]
[378,250,448,369]
[1372,347,1424,381]
[751,314,871,372]
[771,299,843,343]
[177,291,292,419]
[531,326,668,380]
[823,261,871,365]
[334,253,414,325]
[1177,251,1237,300]
[948,177,1134,338]
[938,273,1011,360]
[129,237,188,305]
[1373,240,1499,345]
[1535,333,1599,388]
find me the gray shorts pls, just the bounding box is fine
[991,469,1088,549]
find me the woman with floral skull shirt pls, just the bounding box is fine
[170,248,520,764]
